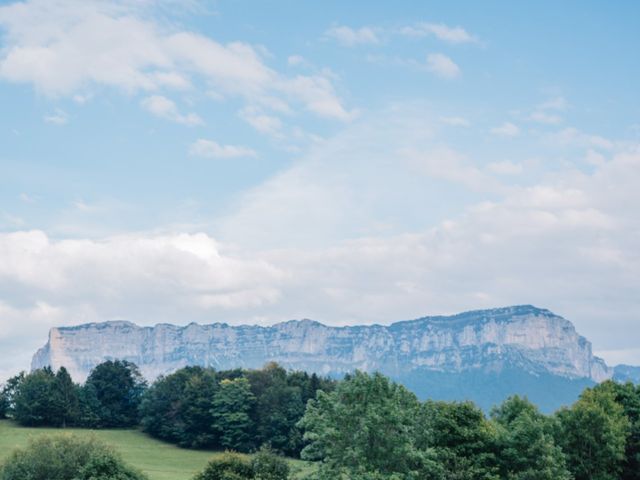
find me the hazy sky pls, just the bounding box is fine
[1,0,639,378]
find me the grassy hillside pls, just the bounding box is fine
[0,421,315,480]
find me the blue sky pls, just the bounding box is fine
[0,0,639,376]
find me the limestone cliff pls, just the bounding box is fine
[32,305,612,384]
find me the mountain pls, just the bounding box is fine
[614,364,640,383]
[32,305,619,412]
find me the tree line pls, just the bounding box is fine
[1,363,639,479]
[299,371,640,480]
[0,361,335,457]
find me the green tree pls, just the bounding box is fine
[491,396,570,480]
[247,363,306,455]
[555,385,629,480]
[50,367,80,428]
[298,371,431,479]
[12,367,56,426]
[0,372,24,419]
[0,383,10,418]
[77,382,102,428]
[416,400,498,480]
[85,360,146,427]
[140,366,219,448]
[212,377,256,452]
[592,381,640,480]
[0,434,147,480]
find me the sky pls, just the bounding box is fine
[0,0,639,378]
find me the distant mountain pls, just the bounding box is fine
[32,305,627,412]
[614,364,640,383]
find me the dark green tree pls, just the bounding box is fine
[212,377,256,451]
[50,367,80,427]
[248,363,306,455]
[140,366,219,447]
[416,400,498,480]
[555,385,629,480]
[1,372,25,419]
[12,367,56,426]
[85,360,146,427]
[491,396,570,480]
[77,382,102,428]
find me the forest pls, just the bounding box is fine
[1,361,639,480]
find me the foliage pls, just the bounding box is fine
[212,378,256,451]
[3,361,640,480]
[593,380,640,480]
[85,360,147,428]
[299,371,433,479]
[251,446,290,480]
[140,363,334,455]
[0,372,24,419]
[192,452,255,480]
[0,434,147,480]
[50,367,80,428]
[417,400,498,480]
[12,367,57,426]
[141,366,219,448]
[554,384,630,480]
[192,449,290,480]
[0,420,315,480]
[247,363,305,456]
[491,396,570,480]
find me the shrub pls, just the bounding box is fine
[192,449,290,480]
[193,452,254,480]
[251,446,290,480]
[0,434,147,480]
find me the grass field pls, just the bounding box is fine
[0,420,316,480]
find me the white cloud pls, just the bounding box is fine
[239,106,283,137]
[189,139,257,159]
[0,0,351,122]
[1,107,640,374]
[530,111,562,125]
[279,75,356,120]
[0,230,285,375]
[550,127,613,150]
[440,116,470,127]
[401,146,504,193]
[538,96,568,111]
[325,25,379,46]
[490,122,520,137]
[287,54,305,66]
[140,95,203,126]
[400,22,477,44]
[19,193,36,204]
[426,53,460,79]
[486,160,524,175]
[210,115,640,360]
[43,108,68,125]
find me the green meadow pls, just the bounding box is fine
[0,421,316,480]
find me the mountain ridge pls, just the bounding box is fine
[31,304,631,412]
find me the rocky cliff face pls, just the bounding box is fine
[32,305,612,384]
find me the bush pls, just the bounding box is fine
[251,446,290,480]
[0,434,147,480]
[193,452,254,480]
[193,449,290,480]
